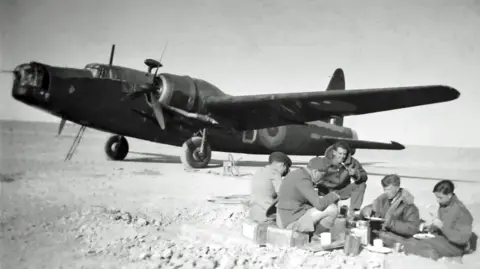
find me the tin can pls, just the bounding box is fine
[346,220,356,229]
[357,220,368,228]
[344,234,362,256]
[356,226,370,246]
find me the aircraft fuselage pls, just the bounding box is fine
[11,61,358,156]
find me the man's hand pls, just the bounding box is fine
[347,167,359,183]
[419,222,429,232]
[331,191,341,201]
[432,218,443,229]
[382,215,396,230]
[362,207,373,218]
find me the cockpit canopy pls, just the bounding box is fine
[84,63,153,84]
[84,63,114,79]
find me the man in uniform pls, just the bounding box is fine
[404,180,475,261]
[276,157,340,234]
[248,152,292,224]
[317,142,368,216]
[360,174,421,247]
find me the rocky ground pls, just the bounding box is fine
[0,195,392,269]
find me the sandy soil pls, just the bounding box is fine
[1,121,480,269]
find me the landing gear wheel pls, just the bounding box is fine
[180,136,212,169]
[105,135,129,161]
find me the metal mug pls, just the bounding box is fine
[393,242,404,253]
[340,205,348,217]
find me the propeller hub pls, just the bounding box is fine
[139,82,154,91]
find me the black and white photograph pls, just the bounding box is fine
[1,0,479,268]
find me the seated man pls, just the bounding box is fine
[248,152,292,224]
[317,142,368,216]
[276,157,340,234]
[360,174,421,247]
[403,180,474,261]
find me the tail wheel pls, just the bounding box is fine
[180,136,211,169]
[105,135,129,160]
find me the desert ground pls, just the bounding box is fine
[1,120,480,269]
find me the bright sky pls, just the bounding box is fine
[1,0,479,147]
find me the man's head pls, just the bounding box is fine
[381,174,401,199]
[306,157,329,184]
[268,152,292,177]
[331,142,350,165]
[433,180,455,206]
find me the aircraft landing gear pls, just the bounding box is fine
[180,129,212,169]
[105,135,129,161]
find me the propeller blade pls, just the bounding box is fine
[150,93,166,130]
[0,69,13,73]
[57,118,67,136]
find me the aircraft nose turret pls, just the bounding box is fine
[11,62,51,109]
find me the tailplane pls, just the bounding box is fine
[326,68,345,126]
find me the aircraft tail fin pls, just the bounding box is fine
[326,68,345,91]
[325,68,345,126]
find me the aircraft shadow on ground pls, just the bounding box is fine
[124,152,476,183]
[124,152,223,168]
[0,173,17,183]
[125,151,383,169]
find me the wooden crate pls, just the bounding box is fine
[266,225,310,247]
[241,220,310,247]
[241,220,269,245]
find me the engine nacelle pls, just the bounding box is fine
[146,73,225,114]
[144,73,197,112]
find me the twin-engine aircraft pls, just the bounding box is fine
[8,45,460,168]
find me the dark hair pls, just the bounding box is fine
[333,142,351,154]
[381,174,401,187]
[433,180,455,195]
[268,152,292,167]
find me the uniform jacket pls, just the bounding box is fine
[248,165,282,223]
[407,194,475,258]
[277,167,339,227]
[362,188,421,237]
[436,194,473,248]
[319,145,368,190]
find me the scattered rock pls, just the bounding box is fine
[136,218,148,226]
[218,254,235,269]
[139,252,151,260]
[161,248,173,259]
[9,201,437,269]
[121,212,132,222]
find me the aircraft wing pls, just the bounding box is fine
[205,85,459,130]
[321,136,405,150]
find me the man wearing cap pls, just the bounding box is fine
[248,152,292,224]
[276,157,341,234]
